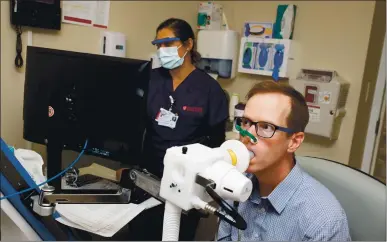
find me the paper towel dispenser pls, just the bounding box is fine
[197,30,239,79]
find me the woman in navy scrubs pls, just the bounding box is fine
[128,18,228,241]
[142,18,229,178]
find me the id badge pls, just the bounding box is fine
[155,108,178,129]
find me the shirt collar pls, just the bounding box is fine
[248,162,304,214]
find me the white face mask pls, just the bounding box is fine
[157,45,188,69]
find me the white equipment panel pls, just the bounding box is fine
[289,69,350,140]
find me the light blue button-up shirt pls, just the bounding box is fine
[217,162,351,241]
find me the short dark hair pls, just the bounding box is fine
[247,81,309,133]
[156,18,201,64]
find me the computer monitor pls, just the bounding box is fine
[23,46,152,193]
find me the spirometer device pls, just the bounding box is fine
[196,30,239,79]
[289,69,350,140]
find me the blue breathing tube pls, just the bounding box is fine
[258,43,269,70]
[272,44,285,82]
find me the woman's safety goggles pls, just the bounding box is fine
[151,37,181,46]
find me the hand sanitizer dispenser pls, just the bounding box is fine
[197,30,239,79]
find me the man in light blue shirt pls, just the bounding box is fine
[217,81,351,241]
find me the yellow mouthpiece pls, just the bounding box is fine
[227,149,237,166]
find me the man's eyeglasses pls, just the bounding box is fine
[235,117,295,138]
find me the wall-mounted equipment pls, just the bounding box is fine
[197,30,239,80]
[10,0,61,68]
[10,0,61,30]
[100,31,127,58]
[197,1,223,30]
[237,37,292,80]
[289,69,350,140]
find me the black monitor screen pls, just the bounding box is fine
[23,46,151,192]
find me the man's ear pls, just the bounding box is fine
[288,132,305,153]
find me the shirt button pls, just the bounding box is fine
[259,207,265,212]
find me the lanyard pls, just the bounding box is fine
[168,95,174,112]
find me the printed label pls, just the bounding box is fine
[308,105,320,123]
[319,91,332,104]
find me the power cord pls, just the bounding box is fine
[205,183,247,230]
[0,139,89,201]
[15,25,23,68]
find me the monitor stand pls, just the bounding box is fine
[31,167,164,217]
[40,122,163,215]
[35,137,132,217]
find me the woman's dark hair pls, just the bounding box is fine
[156,18,201,64]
